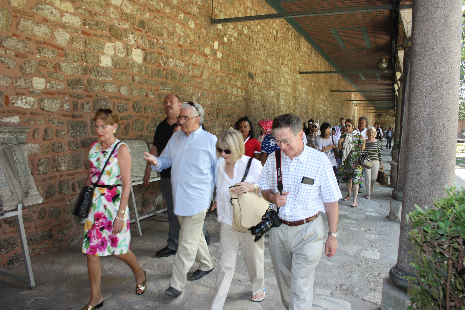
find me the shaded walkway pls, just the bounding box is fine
[0,149,399,310]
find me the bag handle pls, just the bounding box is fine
[92,141,121,187]
[240,157,253,182]
[275,150,283,195]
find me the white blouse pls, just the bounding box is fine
[215,155,263,226]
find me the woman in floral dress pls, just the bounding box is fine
[81,109,146,310]
[337,119,365,207]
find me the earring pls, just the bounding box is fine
[113,130,116,133]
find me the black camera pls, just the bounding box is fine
[250,209,282,242]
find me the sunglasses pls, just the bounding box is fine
[187,101,200,114]
[217,148,231,154]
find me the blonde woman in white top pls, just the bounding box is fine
[209,128,266,309]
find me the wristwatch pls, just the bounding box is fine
[328,231,338,238]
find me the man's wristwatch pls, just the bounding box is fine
[328,231,338,238]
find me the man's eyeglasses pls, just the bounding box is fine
[217,148,231,154]
[176,115,196,122]
[272,135,298,146]
[311,125,317,129]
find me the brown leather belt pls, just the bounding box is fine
[281,213,319,227]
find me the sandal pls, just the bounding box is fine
[252,287,266,302]
[136,269,147,295]
[350,204,358,208]
[342,196,350,201]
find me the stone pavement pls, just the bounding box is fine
[0,149,400,310]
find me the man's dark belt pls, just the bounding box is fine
[281,213,319,226]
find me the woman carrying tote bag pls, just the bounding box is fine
[209,128,266,309]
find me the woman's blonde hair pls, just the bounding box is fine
[94,108,119,125]
[216,128,245,163]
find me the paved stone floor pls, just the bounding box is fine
[0,149,400,310]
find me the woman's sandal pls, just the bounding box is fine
[82,301,103,310]
[350,203,358,208]
[136,269,147,295]
[252,287,266,302]
[342,196,350,201]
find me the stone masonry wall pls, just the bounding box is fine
[0,0,378,266]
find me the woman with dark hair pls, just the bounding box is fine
[337,119,365,207]
[82,109,146,310]
[235,116,261,159]
[314,122,338,176]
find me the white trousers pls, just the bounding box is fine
[269,215,324,310]
[169,209,213,291]
[363,160,380,196]
[209,222,265,310]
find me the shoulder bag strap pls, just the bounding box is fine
[92,141,121,187]
[240,157,253,183]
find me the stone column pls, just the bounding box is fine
[388,0,461,297]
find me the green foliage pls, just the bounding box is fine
[407,187,465,309]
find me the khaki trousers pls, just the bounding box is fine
[269,215,324,310]
[169,209,213,291]
[364,159,380,196]
[209,222,265,310]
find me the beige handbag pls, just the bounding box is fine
[230,158,270,233]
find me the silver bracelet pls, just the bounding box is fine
[115,216,124,221]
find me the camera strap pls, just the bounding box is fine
[275,150,283,195]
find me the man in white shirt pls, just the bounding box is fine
[259,114,341,309]
[357,116,368,139]
[144,101,216,298]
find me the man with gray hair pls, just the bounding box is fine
[144,101,216,298]
[259,114,341,309]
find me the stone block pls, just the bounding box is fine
[65,50,80,63]
[52,142,67,153]
[109,24,123,40]
[1,35,31,52]
[102,82,116,92]
[80,138,94,148]
[19,59,38,74]
[50,118,64,127]
[137,19,146,30]
[33,128,39,139]
[83,0,105,13]
[91,67,112,80]
[47,71,63,80]
[0,73,12,86]
[147,21,163,37]
[37,46,57,58]
[48,207,61,219]
[113,71,131,81]
[0,236,18,255]
[381,277,411,310]
[389,199,402,223]
[32,77,45,90]
[54,28,70,47]
[93,97,111,111]
[117,103,128,113]
[132,119,145,132]
[86,79,100,92]
[68,141,80,150]
[62,13,81,27]
[86,37,105,51]
[112,58,127,69]
[45,184,57,199]
[82,50,98,65]
[83,18,106,31]
[99,55,111,67]
[11,96,37,109]
[0,7,12,31]
[33,3,60,21]
[81,101,91,112]
[58,179,71,195]
[60,62,87,75]
[68,78,84,91]
[144,105,154,113]
[56,129,66,139]
[14,76,32,88]
[7,253,23,266]
[68,121,88,138]
[17,18,51,39]
[123,122,130,136]
[43,127,53,141]
[132,100,142,113]
[39,59,54,68]
[147,118,157,133]
[40,98,60,112]
[47,81,65,90]
[0,56,15,69]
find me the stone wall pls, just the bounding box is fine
[0,0,378,266]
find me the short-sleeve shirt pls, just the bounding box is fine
[152,118,177,178]
[244,137,261,157]
[260,133,280,154]
[258,146,342,222]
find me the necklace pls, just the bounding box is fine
[99,140,116,152]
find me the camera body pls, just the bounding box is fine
[250,209,282,242]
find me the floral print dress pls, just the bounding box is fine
[82,140,131,256]
[337,133,364,184]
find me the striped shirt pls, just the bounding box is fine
[258,145,342,222]
[365,140,382,161]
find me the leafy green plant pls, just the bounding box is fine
[406,187,465,309]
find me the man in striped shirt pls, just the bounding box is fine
[259,114,341,310]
